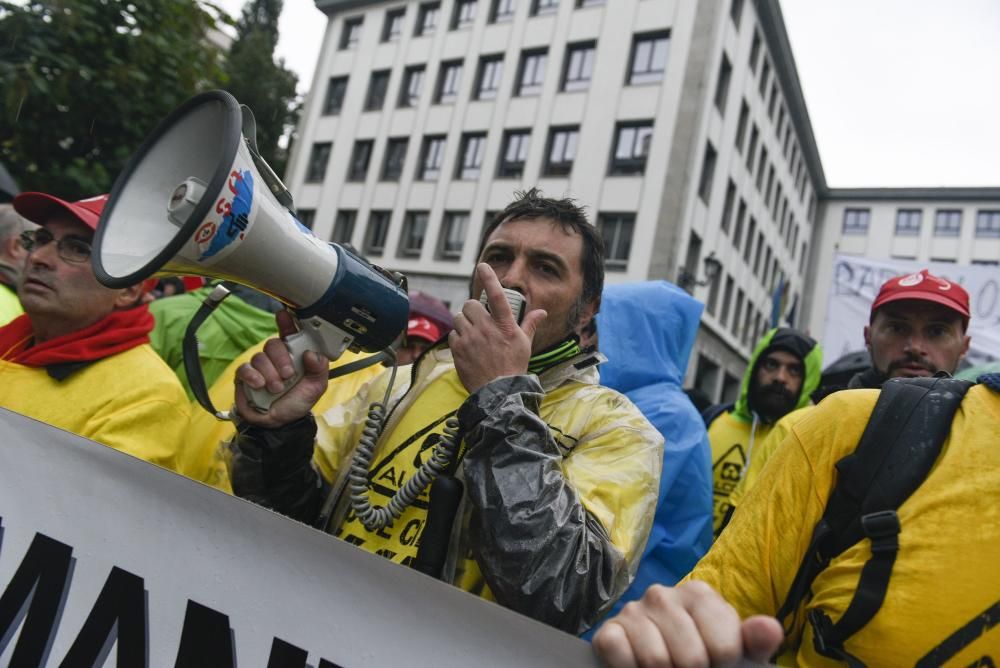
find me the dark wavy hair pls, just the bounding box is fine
[475,188,605,312]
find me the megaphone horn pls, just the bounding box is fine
[93,90,408,411]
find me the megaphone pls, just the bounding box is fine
[93,90,408,411]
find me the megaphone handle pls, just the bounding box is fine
[244,331,311,413]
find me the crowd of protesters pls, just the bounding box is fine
[0,183,997,665]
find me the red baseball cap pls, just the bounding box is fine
[407,316,442,344]
[871,269,970,319]
[13,192,109,231]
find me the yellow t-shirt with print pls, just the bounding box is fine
[707,412,776,535]
[688,384,1000,665]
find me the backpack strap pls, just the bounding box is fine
[776,376,973,663]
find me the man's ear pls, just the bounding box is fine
[863,324,872,351]
[112,284,145,310]
[3,234,25,262]
[960,333,971,360]
[576,298,598,334]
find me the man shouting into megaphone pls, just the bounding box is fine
[227,188,663,634]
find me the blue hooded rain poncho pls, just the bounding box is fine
[583,280,713,638]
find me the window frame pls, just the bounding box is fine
[543,125,579,176]
[597,212,635,270]
[497,129,531,179]
[322,76,349,116]
[516,48,548,96]
[609,121,654,176]
[381,137,409,181]
[627,31,670,85]
[561,41,596,92]
[364,69,391,111]
[364,210,392,256]
[347,139,374,182]
[305,142,332,183]
[456,132,487,180]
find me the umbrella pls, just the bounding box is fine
[409,290,454,331]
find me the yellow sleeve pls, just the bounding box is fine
[730,407,813,508]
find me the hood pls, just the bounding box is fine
[596,281,703,393]
[732,327,823,422]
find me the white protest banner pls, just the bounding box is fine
[824,255,1000,367]
[0,408,600,667]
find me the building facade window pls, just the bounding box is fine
[364,70,390,110]
[382,8,405,42]
[544,126,578,176]
[417,135,446,180]
[734,99,749,152]
[894,209,922,236]
[531,0,558,16]
[720,275,734,327]
[516,48,548,96]
[340,17,363,49]
[720,179,736,233]
[598,213,634,270]
[398,211,428,257]
[562,41,595,92]
[498,129,530,178]
[733,199,747,250]
[490,0,516,22]
[381,137,409,181]
[347,140,373,181]
[439,211,469,259]
[934,209,962,237]
[759,58,770,97]
[743,217,756,262]
[364,210,391,255]
[398,65,425,108]
[456,132,487,180]
[332,210,356,244]
[609,121,653,176]
[322,76,348,115]
[577,0,604,6]
[296,209,315,230]
[474,54,504,100]
[729,0,744,27]
[628,31,669,85]
[452,0,477,29]
[415,2,439,35]
[305,142,332,183]
[842,208,871,235]
[435,60,463,103]
[976,210,1000,237]
[745,124,759,170]
[749,31,761,72]
[697,141,717,203]
[713,53,732,114]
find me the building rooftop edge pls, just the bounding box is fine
[825,187,1000,202]
[314,0,380,16]
[754,0,828,197]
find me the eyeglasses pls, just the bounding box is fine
[19,228,93,264]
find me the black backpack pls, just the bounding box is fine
[775,376,975,666]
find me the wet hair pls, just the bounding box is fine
[476,188,605,310]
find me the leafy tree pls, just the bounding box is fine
[0,0,228,198]
[222,0,298,177]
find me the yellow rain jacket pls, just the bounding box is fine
[0,344,189,470]
[689,382,1000,664]
[230,345,663,634]
[179,341,384,492]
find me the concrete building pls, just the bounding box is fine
[803,188,1000,338]
[285,0,827,403]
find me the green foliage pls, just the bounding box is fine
[222,0,299,177]
[0,0,228,199]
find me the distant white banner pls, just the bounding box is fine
[0,409,598,667]
[824,255,1000,367]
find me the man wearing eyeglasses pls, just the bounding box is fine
[0,192,190,472]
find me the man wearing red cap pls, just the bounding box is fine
[591,272,999,665]
[729,269,972,513]
[0,192,191,471]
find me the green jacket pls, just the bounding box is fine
[149,285,277,400]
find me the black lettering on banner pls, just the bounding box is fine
[341,534,366,547]
[267,638,308,667]
[174,600,235,668]
[375,548,397,560]
[916,599,1000,668]
[0,526,74,667]
[374,524,393,540]
[377,467,399,487]
[60,566,146,666]
[967,657,995,668]
[977,280,998,320]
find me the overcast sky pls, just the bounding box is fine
[216,0,1000,189]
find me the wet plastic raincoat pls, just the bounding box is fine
[583,281,713,638]
[230,345,663,634]
[707,328,822,535]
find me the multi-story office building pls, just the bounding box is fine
[287,0,826,402]
[803,188,1000,337]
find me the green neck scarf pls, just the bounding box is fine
[527,335,582,375]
